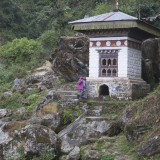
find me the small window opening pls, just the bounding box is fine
[107,69,111,76]
[108,59,111,66]
[112,69,117,77]
[99,84,109,96]
[102,59,106,65]
[102,69,106,76]
[113,59,117,65]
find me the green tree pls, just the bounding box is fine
[38,30,59,52]
[0,38,42,65]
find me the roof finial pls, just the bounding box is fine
[113,0,119,12]
[116,0,119,10]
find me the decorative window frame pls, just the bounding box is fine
[98,49,120,77]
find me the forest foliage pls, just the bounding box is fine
[1,0,160,42]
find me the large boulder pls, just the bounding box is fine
[142,38,160,88]
[50,35,89,81]
[0,121,58,159]
[25,75,43,84]
[41,113,61,132]
[24,61,58,91]
[36,90,59,111]
[58,113,111,154]
[66,146,80,160]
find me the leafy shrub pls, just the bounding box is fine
[0,89,42,110]
[0,93,22,109]
[24,94,41,113]
[101,154,115,160]
[32,148,56,160]
[39,148,56,160]
[0,65,28,99]
[38,30,59,52]
[0,37,42,65]
[15,146,26,160]
[63,108,74,124]
[57,78,66,85]
[62,105,82,124]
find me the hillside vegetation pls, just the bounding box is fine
[0,0,160,110]
[1,0,160,42]
[0,0,160,108]
[1,1,160,159]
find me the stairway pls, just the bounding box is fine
[56,90,78,100]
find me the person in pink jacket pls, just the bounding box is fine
[77,77,87,99]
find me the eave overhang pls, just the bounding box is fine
[70,20,160,37]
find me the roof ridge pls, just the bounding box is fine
[102,12,116,21]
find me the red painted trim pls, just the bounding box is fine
[91,40,141,50]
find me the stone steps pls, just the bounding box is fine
[86,106,103,116]
[85,116,110,122]
[57,91,78,96]
[87,136,116,143]
[56,90,78,100]
[87,101,132,107]
[59,82,78,91]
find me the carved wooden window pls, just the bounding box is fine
[113,59,117,65]
[112,69,117,77]
[102,59,106,65]
[99,49,119,77]
[108,59,111,66]
[102,69,106,76]
[107,69,111,76]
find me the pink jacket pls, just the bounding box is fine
[78,77,86,90]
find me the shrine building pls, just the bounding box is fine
[69,10,160,99]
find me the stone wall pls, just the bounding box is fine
[87,78,132,100]
[87,78,150,100]
[127,48,141,79]
[132,82,150,99]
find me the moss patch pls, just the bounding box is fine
[35,126,51,144]
[2,121,28,137]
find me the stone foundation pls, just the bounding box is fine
[86,78,150,100]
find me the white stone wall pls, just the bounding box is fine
[89,47,128,78]
[89,47,99,78]
[118,47,128,77]
[127,48,141,78]
[89,37,142,79]
[89,37,129,78]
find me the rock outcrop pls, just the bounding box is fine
[50,35,89,81]
[142,38,160,88]
[121,85,160,157]
[12,78,24,91]
[0,121,58,160]
[58,104,121,154]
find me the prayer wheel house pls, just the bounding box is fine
[69,10,160,99]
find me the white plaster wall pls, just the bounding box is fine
[118,47,128,77]
[89,37,141,79]
[127,48,141,78]
[89,46,128,78]
[89,47,99,78]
